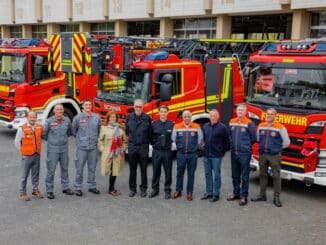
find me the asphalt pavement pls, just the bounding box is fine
[0,128,325,245]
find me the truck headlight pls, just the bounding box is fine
[15,108,29,118]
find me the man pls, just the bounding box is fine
[172,110,203,201]
[14,111,43,201]
[42,104,74,199]
[126,99,152,197]
[228,104,256,206]
[251,108,290,207]
[72,99,101,196]
[149,105,174,200]
[201,109,230,203]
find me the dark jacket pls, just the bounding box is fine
[126,112,151,148]
[151,119,174,150]
[203,121,230,158]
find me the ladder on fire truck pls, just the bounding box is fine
[163,38,276,66]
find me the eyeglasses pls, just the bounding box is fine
[134,106,143,109]
[267,113,276,116]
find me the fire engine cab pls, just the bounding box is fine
[0,33,98,129]
[93,39,270,126]
[245,38,326,186]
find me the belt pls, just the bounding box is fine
[153,147,171,151]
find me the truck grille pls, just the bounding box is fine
[282,148,304,159]
[317,151,326,169]
[290,137,304,147]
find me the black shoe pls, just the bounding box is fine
[149,191,159,198]
[62,188,74,195]
[251,194,267,202]
[239,197,248,206]
[75,190,83,197]
[89,188,100,194]
[273,197,282,207]
[47,192,55,199]
[200,193,213,200]
[227,194,241,201]
[164,192,171,200]
[129,191,136,197]
[140,190,147,198]
[210,196,220,202]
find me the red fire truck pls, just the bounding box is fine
[245,39,326,186]
[93,39,269,125]
[0,33,98,129]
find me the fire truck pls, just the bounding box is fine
[245,39,326,186]
[0,33,98,129]
[93,39,270,125]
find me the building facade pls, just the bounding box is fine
[0,0,325,40]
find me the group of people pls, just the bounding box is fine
[14,99,289,208]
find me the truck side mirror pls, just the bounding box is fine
[159,73,173,101]
[160,82,172,101]
[33,66,42,81]
[33,55,44,82]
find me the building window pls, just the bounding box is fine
[173,18,216,38]
[232,15,291,40]
[127,21,160,37]
[10,26,22,38]
[91,23,115,36]
[32,25,47,39]
[310,12,326,38]
[60,24,79,32]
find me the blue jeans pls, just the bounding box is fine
[175,152,197,193]
[203,157,222,197]
[230,153,251,198]
[45,151,70,193]
[75,148,98,190]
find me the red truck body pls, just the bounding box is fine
[245,39,326,186]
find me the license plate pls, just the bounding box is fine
[281,172,292,180]
[0,121,7,127]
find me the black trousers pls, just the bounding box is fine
[151,149,173,193]
[128,148,148,192]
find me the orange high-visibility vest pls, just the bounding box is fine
[20,123,42,156]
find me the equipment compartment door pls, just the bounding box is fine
[205,59,233,125]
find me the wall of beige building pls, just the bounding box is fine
[0,0,325,40]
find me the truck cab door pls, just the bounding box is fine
[205,59,233,125]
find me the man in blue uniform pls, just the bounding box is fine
[228,104,256,206]
[42,104,74,199]
[72,99,102,196]
[172,110,203,201]
[251,108,290,207]
[149,105,174,199]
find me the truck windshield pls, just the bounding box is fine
[97,70,152,105]
[247,66,326,111]
[0,54,26,83]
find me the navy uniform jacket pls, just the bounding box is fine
[151,119,174,150]
[126,112,152,150]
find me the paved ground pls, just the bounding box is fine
[0,128,325,245]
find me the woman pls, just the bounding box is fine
[98,111,126,196]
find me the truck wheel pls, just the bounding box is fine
[63,107,74,121]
